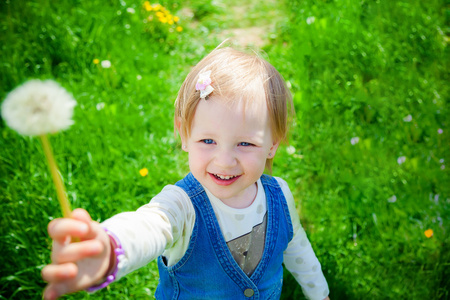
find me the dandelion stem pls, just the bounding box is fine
[39,134,72,218]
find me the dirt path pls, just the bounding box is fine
[180,0,284,49]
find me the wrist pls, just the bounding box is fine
[86,228,124,292]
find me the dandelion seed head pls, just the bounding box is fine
[1,79,76,136]
[350,137,360,145]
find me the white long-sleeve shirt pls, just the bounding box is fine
[103,177,329,300]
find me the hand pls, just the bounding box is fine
[41,208,112,300]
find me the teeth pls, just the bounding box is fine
[215,174,237,180]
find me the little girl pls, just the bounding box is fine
[42,47,330,300]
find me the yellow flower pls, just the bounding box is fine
[168,19,174,25]
[144,1,152,11]
[153,4,162,11]
[93,58,100,64]
[139,168,149,177]
[424,229,433,238]
[156,11,164,18]
[173,16,179,22]
[159,17,167,23]
[176,26,183,32]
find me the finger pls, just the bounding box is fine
[48,219,89,242]
[71,208,92,224]
[42,263,77,283]
[42,285,59,300]
[43,281,73,300]
[71,208,105,241]
[52,240,104,264]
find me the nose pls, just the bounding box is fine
[214,148,237,169]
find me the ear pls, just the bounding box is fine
[175,117,188,152]
[267,140,280,158]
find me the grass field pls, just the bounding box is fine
[0,0,448,299]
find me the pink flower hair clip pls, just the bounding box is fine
[195,70,214,99]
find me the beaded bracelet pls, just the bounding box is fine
[86,228,125,292]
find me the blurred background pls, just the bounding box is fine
[0,0,448,299]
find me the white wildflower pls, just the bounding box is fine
[101,60,112,68]
[127,7,135,14]
[306,16,316,25]
[137,75,142,80]
[350,137,360,145]
[434,194,439,203]
[1,79,76,136]
[372,213,377,225]
[286,145,296,155]
[438,128,443,134]
[96,102,105,110]
[388,195,397,203]
[397,156,406,164]
[403,114,412,122]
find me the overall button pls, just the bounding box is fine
[244,288,254,297]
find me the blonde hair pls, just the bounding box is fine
[175,47,294,173]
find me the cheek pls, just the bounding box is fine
[241,151,267,171]
[188,148,208,168]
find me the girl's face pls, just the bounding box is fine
[181,96,279,208]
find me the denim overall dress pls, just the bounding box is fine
[155,173,294,299]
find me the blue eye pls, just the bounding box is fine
[201,139,215,144]
[239,142,253,146]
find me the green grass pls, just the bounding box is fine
[0,0,448,299]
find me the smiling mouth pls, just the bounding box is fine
[209,173,241,186]
[213,173,240,180]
